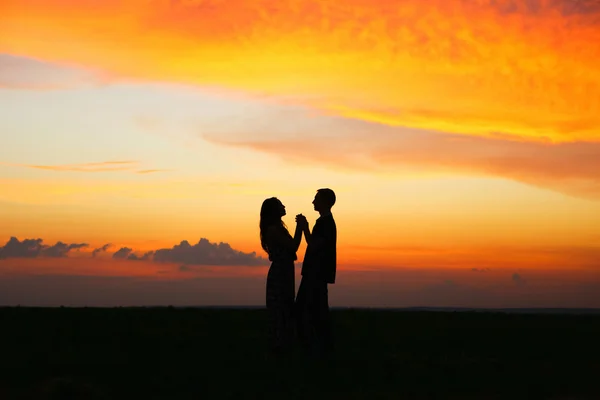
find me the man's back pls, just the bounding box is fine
[301,213,337,284]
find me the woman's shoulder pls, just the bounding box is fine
[265,224,284,241]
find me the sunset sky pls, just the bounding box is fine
[1,0,600,308]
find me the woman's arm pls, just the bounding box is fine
[292,221,303,252]
[267,224,301,252]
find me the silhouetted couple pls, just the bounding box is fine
[259,188,337,358]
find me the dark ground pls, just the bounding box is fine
[1,307,599,399]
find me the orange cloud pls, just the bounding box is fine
[203,123,600,199]
[2,0,599,142]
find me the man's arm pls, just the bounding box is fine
[303,222,326,250]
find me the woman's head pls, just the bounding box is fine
[260,197,285,220]
[259,197,286,253]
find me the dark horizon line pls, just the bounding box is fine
[2,305,600,314]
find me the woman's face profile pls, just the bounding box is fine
[278,200,286,217]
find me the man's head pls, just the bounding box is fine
[312,188,336,213]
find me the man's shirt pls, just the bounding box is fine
[301,213,337,284]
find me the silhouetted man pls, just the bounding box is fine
[295,188,337,356]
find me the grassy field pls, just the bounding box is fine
[1,307,599,399]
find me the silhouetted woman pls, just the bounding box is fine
[260,197,302,355]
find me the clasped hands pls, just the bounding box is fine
[295,213,308,229]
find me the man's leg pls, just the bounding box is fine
[294,278,310,350]
[321,283,334,353]
[314,282,333,355]
[298,278,325,353]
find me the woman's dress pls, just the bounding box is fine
[265,229,297,353]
